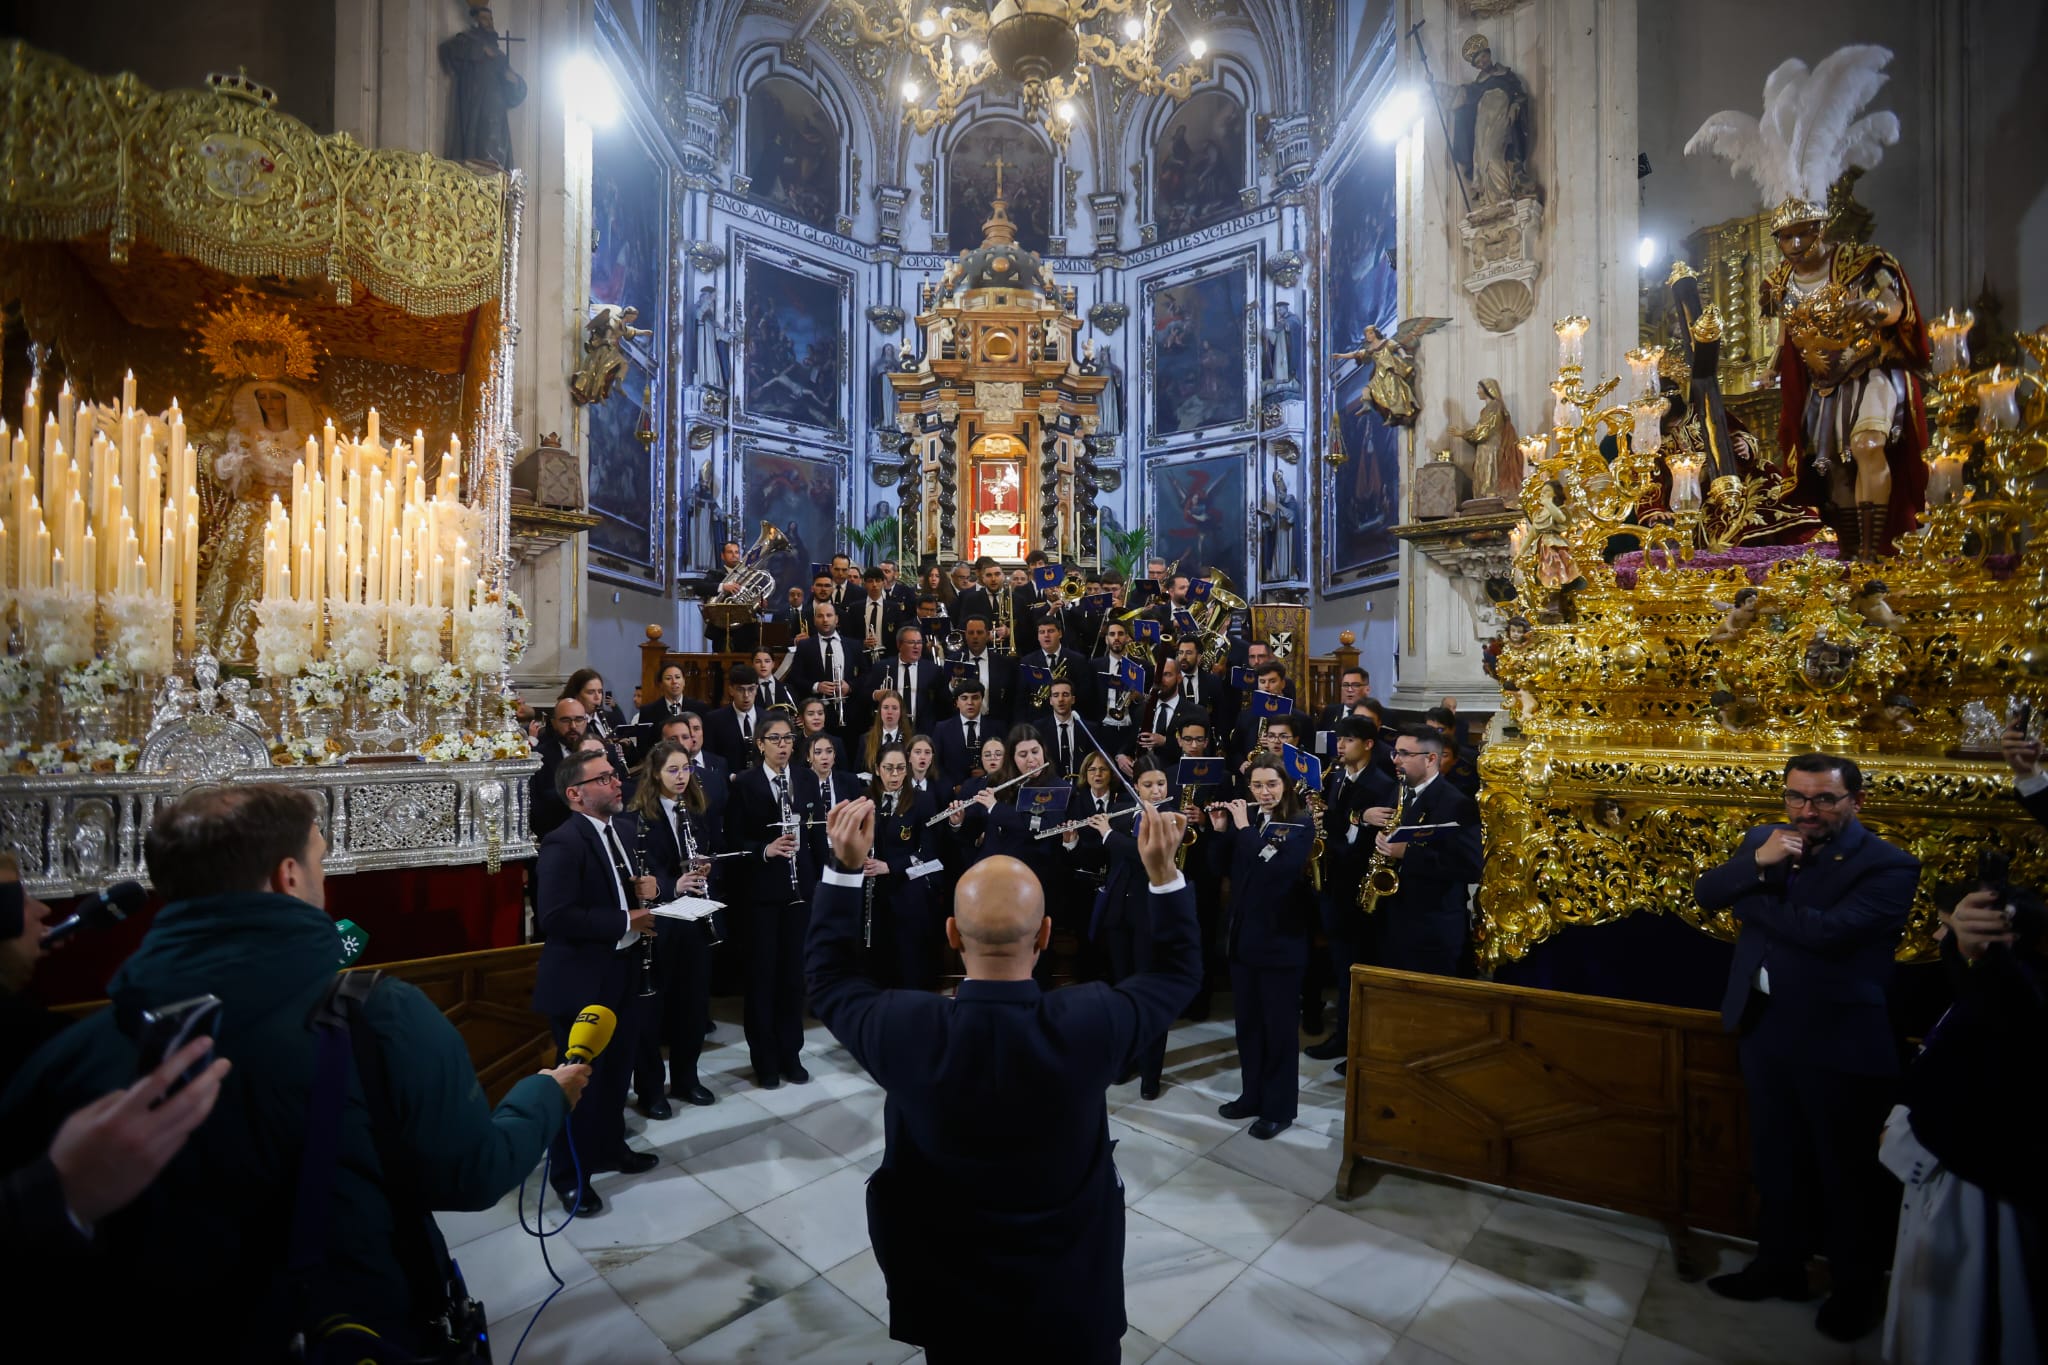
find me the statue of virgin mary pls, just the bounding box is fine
[194,378,328,664]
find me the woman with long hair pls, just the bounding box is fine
[941,732,1010,860]
[920,561,954,608]
[624,739,721,1111]
[906,733,953,810]
[1092,756,1176,1099]
[561,668,631,778]
[1207,752,1315,1140]
[976,725,1072,984]
[864,689,912,773]
[863,742,946,990]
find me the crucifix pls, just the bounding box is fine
[988,152,1010,199]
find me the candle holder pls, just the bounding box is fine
[1928,308,1974,377]
[1665,449,1706,515]
[1925,430,1972,507]
[1554,315,1591,371]
[1623,346,1664,401]
[18,586,96,671]
[1978,368,2023,433]
[252,598,320,684]
[1628,397,1669,457]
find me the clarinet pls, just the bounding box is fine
[862,797,881,950]
[631,818,657,998]
[678,809,723,947]
[774,771,802,898]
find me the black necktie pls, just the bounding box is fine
[1097,797,1107,815]
[1184,675,1196,700]
[869,600,881,642]
[899,665,915,723]
[741,711,752,744]
[965,719,977,750]
[823,637,836,680]
[600,823,637,914]
[883,793,896,817]
[1059,723,1072,773]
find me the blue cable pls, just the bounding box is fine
[505,1117,585,1365]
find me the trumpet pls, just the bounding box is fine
[926,763,1049,825]
[1358,780,1409,914]
[997,582,1016,655]
[1033,803,1145,840]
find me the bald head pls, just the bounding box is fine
[949,856,1050,973]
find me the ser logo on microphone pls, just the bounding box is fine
[564,1005,618,1064]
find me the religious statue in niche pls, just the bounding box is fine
[1261,300,1305,400]
[1447,378,1521,507]
[571,304,651,406]
[869,343,900,429]
[1439,34,1534,209]
[1330,317,1448,428]
[1095,345,1125,438]
[439,3,527,170]
[1259,466,1300,582]
[1686,44,1926,558]
[691,286,730,389]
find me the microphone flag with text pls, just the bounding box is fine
[564,1005,618,1065]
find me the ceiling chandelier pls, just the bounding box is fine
[834,1,1211,148]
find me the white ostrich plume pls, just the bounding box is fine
[1683,44,1902,210]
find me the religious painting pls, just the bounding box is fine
[585,353,662,583]
[1152,91,1247,240]
[741,443,841,601]
[1324,142,1402,591]
[1145,256,1252,444]
[589,117,665,314]
[1147,448,1249,594]
[737,246,848,434]
[743,75,841,230]
[946,122,1053,255]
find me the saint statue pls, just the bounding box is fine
[1096,347,1124,437]
[870,343,900,429]
[195,379,329,664]
[1261,300,1305,400]
[1440,35,1535,208]
[1260,467,1299,582]
[1449,378,1521,501]
[438,4,527,170]
[571,305,650,406]
[1331,317,1449,428]
[691,286,729,388]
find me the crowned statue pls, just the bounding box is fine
[1686,44,1928,559]
[1440,34,1536,209]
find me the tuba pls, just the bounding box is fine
[717,521,790,612]
[1357,780,1408,914]
[1191,569,1248,670]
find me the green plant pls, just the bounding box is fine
[840,513,902,567]
[1101,525,1150,582]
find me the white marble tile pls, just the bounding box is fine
[1380,1339,1465,1365]
[1109,1117,1202,1204]
[1166,1265,1399,1365]
[1458,1226,1652,1325]
[742,1062,879,1118]
[674,1275,917,1365]
[561,1163,736,1253]
[453,1216,598,1322]
[601,1214,816,1351]
[747,1163,875,1273]
[483,1272,673,1364]
[1631,1246,1856,1365]
[1146,1352,1198,1365]
[1619,1328,1723,1365]
[435,1170,541,1249]
[785,1086,889,1160]
[823,1247,890,1324]
[1208,1117,1347,1202]
[1253,1204,1457,1334]
[643,1088,784,1162]
[681,1120,851,1212]
[1135,1156,1314,1263]
[1119,1327,1164,1364]
[1405,1261,1627,1365]
[1160,1033,1251,1100]
[1112,1081,1245,1156]
[1480,1198,1665,1270]
[1121,1209,1251,1343]
[1325,1166,1498,1258]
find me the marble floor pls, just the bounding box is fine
[440,1001,1889,1365]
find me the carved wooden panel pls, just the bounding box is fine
[1338,967,1754,1236]
[378,944,553,1106]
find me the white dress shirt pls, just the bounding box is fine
[579,812,640,949]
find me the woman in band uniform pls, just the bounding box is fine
[626,740,721,1111]
[976,726,1072,987]
[944,733,1010,862]
[864,689,915,772]
[1091,757,1175,1099]
[906,733,954,812]
[865,743,946,990]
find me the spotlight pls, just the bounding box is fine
[563,54,619,128]
[1370,88,1420,143]
[1637,236,1658,270]
[958,41,979,64]
[902,78,923,101]
[1057,100,1077,123]
[918,17,937,38]
[1188,37,1208,59]
[1123,17,1144,40]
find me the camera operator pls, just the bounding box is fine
[1877,731,2048,1362]
[0,786,590,1356]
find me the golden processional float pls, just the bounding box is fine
[0,45,537,896]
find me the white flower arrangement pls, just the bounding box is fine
[484,728,532,760]
[270,735,345,766]
[503,589,530,664]
[57,658,129,712]
[454,598,509,676]
[326,600,386,675]
[103,593,176,676]
[289,661,348,710]
[363,665,408,709]
[75,739,138,773]
[423,662,471,710]
[389,603,447,676]
[253,598,321,679]
[18,585,95,669]
[420,731,494,763]
[4,739,136,774]
[0,655,35,710]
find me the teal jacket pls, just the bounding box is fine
[0,891,565,1347]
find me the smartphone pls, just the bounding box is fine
[2015,702,2033,736]
[135,994,222,1104]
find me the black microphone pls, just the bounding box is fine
[41,880,147,947]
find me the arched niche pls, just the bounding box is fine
[742,72,843,230]
[1151,88,1249,240]
[943,119,1056,255]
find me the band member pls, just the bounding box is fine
[942,732,1013,867]
[879,558,919,614]
[1090,757,1174,1099]
[947,614,1016,724]
[862,690,914,773]
[1034,679,1088,782]
[798,573,838,636]
[706,539,759,653]
[1090,618,1144,738]
[905,733,955,812]
[1020,618,1096,717]
[1303,717,1398,1063]
[801,728,857,817]
[728,714,821,1088]
[866,743,946,989]
[701,664,767,773]
[752,648,799,713]
[561,669,632,779]
[1230,664,1295,766]
[1208,754,1316,1139]
[667,710,731,844]
[1173,638,1223,716]
[853,566,909,669]
[952,558,1020,654]
[789,599,857,737]
[931,680,991,786]
[973,726,1071,986]
[1172,714,1225,1020]
[626,740,722,1114]
[861,624,943,733]
[637,661,707,734]
[1315,668,1372,749]
[795,696,851,773]
[533,748,660,1215]
[828,552,857,607]
[1359,727,1484,975]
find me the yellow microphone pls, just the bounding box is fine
[564,1006,617,1065]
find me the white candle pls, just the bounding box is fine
[1978,368,2022,432]
[1624,346,1663,401]
[1928,308,1974,377]
[1554,315,1590,370]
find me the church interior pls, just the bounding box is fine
[0,0,2045,1361]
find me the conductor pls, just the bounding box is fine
[807,797,1199,1364]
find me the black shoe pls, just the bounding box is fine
[1707,1265,1813,1303]
[1815,1284,1885,1342]
[703,1020,717,1036]
[1248,1118,1292,1141]
[1303,1036,1347,1061]
[674,1083,717,1107]
[557,1186,603,1218]
[755,1071,782,1090]
[1140,1080,1162,1101]
[1301,1011,1326,1036]
[1218,1098,1257,1120]
[784,1062,811,1084]
[607,1147,660,1176]
[635,1096,674,1121]
[1334,1060,1347,1077]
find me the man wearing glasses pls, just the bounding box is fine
[726,714,821,1088]
[1694,753,1918,1342]
[533,748,663,1216]
[1357,727,1483,976]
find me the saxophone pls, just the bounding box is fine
[1301,780,1327,893]
[1357,780,1409,915]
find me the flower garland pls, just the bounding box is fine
[4,739,138,774]
[270,735,345,767]
[57,658,129,712]
[289,661,348,710]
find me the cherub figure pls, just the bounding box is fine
[1710,587,1763,643]
[1854,579,1901,629]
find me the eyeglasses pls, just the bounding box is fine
[568,771,621,788]
[761,733,795,744]
[1782,790,1847,809]
[1391,748,1432,760]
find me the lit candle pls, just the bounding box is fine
[1516,435,1547,494]
[51,546,65,593]
[1926,432,1971,505]
[1554,315,1590,370]
[181,506,198,647]
[81,525,96,595]
[1666,451,1705,513]
[1928,308,1974,377]
[1629,397,1668,455]
[365,407,380,452]
[121,368,136,414]
[21,383,38,470]
[1624,346,1664,401]
[160,524,175,602]
[1978,366,2022,432]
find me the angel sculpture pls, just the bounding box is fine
[1854,579,1901,629]
[1331,317,1450,427]
[1710,587,1764,644]
[570,305,651,406]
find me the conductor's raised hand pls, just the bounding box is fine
[828,797,875,872]
[1137,807,1186,886]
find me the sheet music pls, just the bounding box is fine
[651,895,726,922]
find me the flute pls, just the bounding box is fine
[1032,803,1146,840]
[924,763,1049,825]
